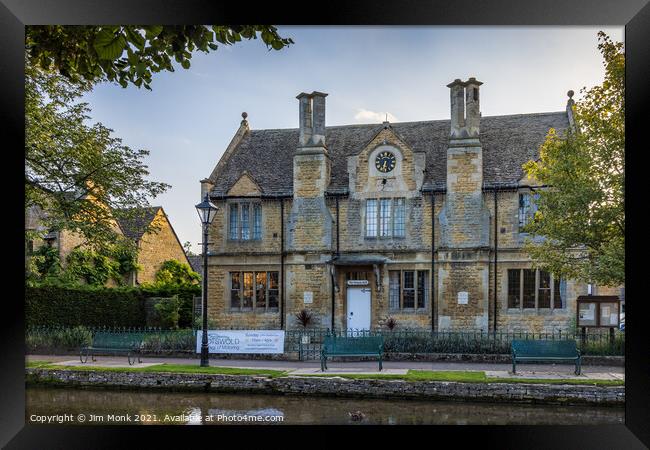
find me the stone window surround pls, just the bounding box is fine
[228,270,279,313]
[505,268,566,314]
[388,269,429,313]
[227,201,262,242]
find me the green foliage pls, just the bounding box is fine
[26,326,93,352]
[63,248,122,286]
[26,285,147,328]
[27,244,61,282]
[26,25,293,90]
[52,240,139,287]
[25,59,170,252]
[522,32,624,286]
[140,330,195,353]
[25,283,200,329]
[153,260,200,287]
[153,296,182,330]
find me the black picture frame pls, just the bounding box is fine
[2,0,649,447]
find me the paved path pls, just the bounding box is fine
[27,354,624,380]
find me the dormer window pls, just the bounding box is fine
[229,202,262,241]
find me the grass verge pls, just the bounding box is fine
[27,362,287,378]
[300,370,624,386]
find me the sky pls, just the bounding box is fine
[81,26,623,254]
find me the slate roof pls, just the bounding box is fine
[209,111,569,196]
[187,255,203,274]
[115,206,162,241]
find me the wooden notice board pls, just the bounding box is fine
[576,295,620,328]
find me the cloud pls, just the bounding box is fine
[353,109,399,123]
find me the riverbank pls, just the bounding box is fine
[25,366,624,406]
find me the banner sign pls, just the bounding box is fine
[196,330,285,354]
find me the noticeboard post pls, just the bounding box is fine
[576,295,620,345]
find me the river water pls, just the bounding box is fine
[26,387,623,425]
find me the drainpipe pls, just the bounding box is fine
[280,198,285,330]
[493,190,498,334]
[332,196,340,331]
[431,192,436,332]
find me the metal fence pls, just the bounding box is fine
[285,328,625,360]
[26,325,196,354]
[27,325,624,359]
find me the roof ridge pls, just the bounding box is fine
[247,111,567,133]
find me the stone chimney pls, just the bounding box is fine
[287,91,333,253]
[447,77,482,140]
[447,79,466,139]
[464,77,482,137]
[297,91,328,148]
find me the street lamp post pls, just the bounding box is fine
[195,194,219,367]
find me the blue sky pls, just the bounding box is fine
[81,26,623,253]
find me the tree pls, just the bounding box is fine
[25,60,170,251]
[26,25,293,90]
[522,32,624,286]
[183,241,197,256]
[152,260,200,287]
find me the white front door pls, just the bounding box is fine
[347,287,371,331]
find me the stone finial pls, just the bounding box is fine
[566,90,575,110]
[241,111,248,126]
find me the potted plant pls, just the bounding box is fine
[295,309,313,344]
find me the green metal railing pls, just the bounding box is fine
[27,326,624,360]
[285,328,625,360]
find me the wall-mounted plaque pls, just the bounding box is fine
[303,291,313,304]
[458,291,469,305]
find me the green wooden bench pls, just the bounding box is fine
[80,332,144,366]
[511,339,581,375]
[321,335,384,371]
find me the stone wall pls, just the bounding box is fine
[26,368,625,406]
[136,209,190,284]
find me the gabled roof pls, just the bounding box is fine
[115,206,162,241]
[187,254,203,274]
[208,111,569,196]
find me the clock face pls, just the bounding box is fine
[375,151,396,173]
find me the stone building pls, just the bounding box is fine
[115,206,192,285]
[201,78,610,333]
[26,204,191,286]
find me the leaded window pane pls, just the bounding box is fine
[379,198,392,237]
[508,269,521,308]
[403,271,415,308]
[554,278,564,309]
[389,271,400,309]
[366,200,377,237]
[241,204,250,240]
[242,272,253,308]
[538,270,551,308]
[523,269,536,308]
[255,272,267,309]
[393,198,405,237]
[268,271,279,309]
[417,270,428,309]
[253,204,262,240]
[229,204,239,239]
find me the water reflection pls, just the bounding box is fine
[26,387,624,425]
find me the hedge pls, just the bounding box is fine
[25,285,200,328]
